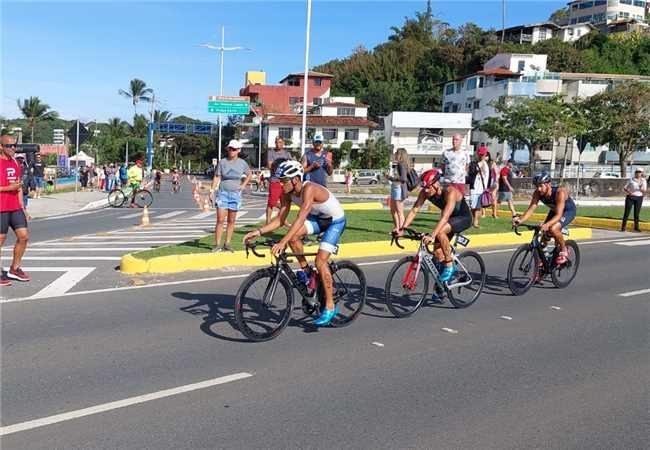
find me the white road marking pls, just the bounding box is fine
[156,211,186,219]
[618,288,650,297]
[76,235,202,240]
[16,248,149,252]
[371,342,385,347]
[117,212,145,219]
[550,306,563,310]
[102,231,209,235]
[189,211,214,219]
[499,315,513,320]
[441,327,459,334]
[20,267,96,299]
[615,239,650,247]
[1,256,120,261]
[581,236,650,245]
[0,372,253,437]
[29,241,186,246]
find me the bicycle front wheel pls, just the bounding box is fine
[108,190,126,207]
[551,240,580,288]
[234,268,294,342]
[384,256,429,318]
[326,260,367,327]
[447,250,486,308]
[134,189,154,208]
[507,244,539,296]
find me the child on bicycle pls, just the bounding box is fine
[127,160,143,208]
[394,169,472,282]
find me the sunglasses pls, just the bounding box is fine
[2,144,17,149]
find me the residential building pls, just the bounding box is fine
[239,71,333,115]
[53,129,65,145]
[441,53,650,167]
[498,22,596,44]
[244,71,266,86]
[567,0,647,27]
[383,112,473,172]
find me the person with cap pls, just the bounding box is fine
[0,135,31,285]
[127,159,143,207]
[395,168,472,283]
[498,159,517,217]
[469,146,490,228]
[210,139,252,252]
[266,136,292,224]
[301,133,333,187]
[621,168,647,232]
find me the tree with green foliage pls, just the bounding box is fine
[118,79,153,116]
[106,117,128,139]
[153,110,172,123]
[337,141,353,168]
[351,136,392,169]
[16,97,59,143]
[131,114,149,138]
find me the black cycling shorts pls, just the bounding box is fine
[1,209,28,234]
[446,213,472,238]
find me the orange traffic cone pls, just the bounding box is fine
[140,205,151,227]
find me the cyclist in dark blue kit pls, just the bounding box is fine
[513,172,577,265]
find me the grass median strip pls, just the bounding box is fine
[504,204,649,222]
[133,209,517,261]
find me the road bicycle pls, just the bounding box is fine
[234,239,367,342]
[507,224,580,296]
[107,184,154,208]
[153,179,161,193]
[171,179,181,194]
[384,227,486,318]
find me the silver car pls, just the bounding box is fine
[354,170,381,185]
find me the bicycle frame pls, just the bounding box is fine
[515,225,571,274]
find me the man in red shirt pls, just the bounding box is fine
[0,135,30,286]
[497,159,517,217]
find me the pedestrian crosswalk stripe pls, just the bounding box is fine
[31,240,189,245]
[118,212,145,219]
[189,211,214,219]
[156,211,186,219]
[23,248,150,252]
[615,239,650,246]
[104,230,209,235]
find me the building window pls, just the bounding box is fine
[618,11,630,18]
[278,127,293,139]
[466,78,477,90]
[578,15,592,22]
[607,12,617,20]
[322,128,337,141]
[517,60,526,72]
[619,0,632,4]
[393,131,400,137]
[289,96,303,105]
[456,81,463,93]
[451,104,459,113]
[539,28,548,40]
[571,18,578,24]
[633,0,644,6]
[302,127,316,141]
[445,84,455,95]
[345,129,359,141]
[443,102,452,112]
[593,12,606,22]
[579,1,594,8]
[608,0,618,5]
[479,77,484,88]
[572,3,579,8]
[313,97,322,105]
[594,0,607,5]
[337,107,355,116]
[287,78,300,87]
[473,100,481,109]
[313,78,322,86]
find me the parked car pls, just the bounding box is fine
[331,169,347,184]
[592,171,620,179]
[354,170,381,185]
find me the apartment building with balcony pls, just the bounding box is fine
[441,53,650,166]
[567,0,647,26]
[383,112,472,172]
[499,22,596,44]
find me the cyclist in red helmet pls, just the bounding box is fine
[395,168,472,282]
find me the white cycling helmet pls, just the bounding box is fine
[276,160,304,179]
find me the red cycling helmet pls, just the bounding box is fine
[420,169,441,188]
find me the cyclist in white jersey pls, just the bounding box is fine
[243,160,345,326]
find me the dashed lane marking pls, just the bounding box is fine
[615,239,650,247]
[618,288,650,297]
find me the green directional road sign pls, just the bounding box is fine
[208,99,250,115]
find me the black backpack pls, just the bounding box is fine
[405,168,420,192]
[466,161,479,186]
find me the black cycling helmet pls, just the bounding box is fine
[533,171,552,186]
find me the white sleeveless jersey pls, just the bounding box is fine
[292,181,344,221]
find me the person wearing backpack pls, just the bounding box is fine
[387,148,410,230]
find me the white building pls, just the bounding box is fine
[53,129,65,144]
[568,0,647,26]
[499,22,596,44]
[442,53,650,167]
[383,112,473,172]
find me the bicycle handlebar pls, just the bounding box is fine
[390,227,426,250]
[512,223,541,236]
[245,239,278,258]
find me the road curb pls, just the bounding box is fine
[494,209,650,232]
[119,227,593,275]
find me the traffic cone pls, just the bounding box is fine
[140,205,151,227]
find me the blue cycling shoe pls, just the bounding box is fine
[439,265,456,283]
[313,305,339,326]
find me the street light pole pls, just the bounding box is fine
[300,0,312,157]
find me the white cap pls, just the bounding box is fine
[227,139,242,149]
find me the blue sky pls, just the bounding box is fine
[1,1,566,123]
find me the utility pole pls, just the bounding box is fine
[300,0,313,157]
[74,119,80,193]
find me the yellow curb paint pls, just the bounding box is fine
[120,228,592,275]
[495,209,649,232]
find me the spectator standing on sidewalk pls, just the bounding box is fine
[486,152,499,218]
[621,168,647,232]
[210,139,252,252]
[98,165,106,191]
[302,134,332,187]
[498,159,517,217]
[387,147,409,230]
[266,136,291,224]
[32,153,45,198]
[469,147,490,228]
[440,133,470,195]
[0,135,31,286]
[345,168,353,194]
[80,165,89,190]
[119,163,128,187]
[106,163,116,192]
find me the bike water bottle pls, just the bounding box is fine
[308,270,318,291]
[296,268,310,286]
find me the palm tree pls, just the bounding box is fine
[106,117,128,139]
[131,114,149,138]
[16,97,59,143]
[153,110,172,123]
[118,79,153,116]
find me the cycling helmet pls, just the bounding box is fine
[276,160,304,179]
[420,169,441,188]
[533,171,552,186]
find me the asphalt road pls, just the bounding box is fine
[1,222,649,449]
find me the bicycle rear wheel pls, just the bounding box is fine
[447,250,486,308]
[384,255,429,318]
[507,244,539,296]
[108,190,126,207]
[551,240,580,288]
[134,189,154,208]
[234,268,294,342]
[325,260,367,327]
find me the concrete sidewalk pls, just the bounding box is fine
[25,190,108,219]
